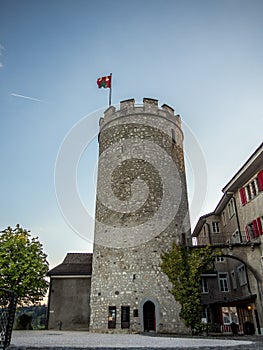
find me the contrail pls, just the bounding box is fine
[10,93,44,103]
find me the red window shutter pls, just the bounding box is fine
[257,217,263,235]
[245,226,250,242]
[253,220,260,237]
[239,187,247,206]
[258,170,263,191]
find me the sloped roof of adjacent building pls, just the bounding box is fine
[47,253,93,276]
[222,142,263,193]
[192,212,218,237]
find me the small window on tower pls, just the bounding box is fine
[108,306,116,329]
[121,306,130,329]
[171,129,176,144]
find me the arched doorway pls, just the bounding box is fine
[143,300,156,332]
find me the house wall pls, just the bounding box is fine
[196,157,263,334]
[48,277,91,330]
[236,174,263,241]
[219,199,240,243]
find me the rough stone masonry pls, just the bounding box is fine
[89,98,192,334]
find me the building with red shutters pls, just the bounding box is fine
[193,142,263,335]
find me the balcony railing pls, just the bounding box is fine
[196,231,260,246]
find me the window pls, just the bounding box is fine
[228,199,235,218]
[201,278,208,293]
[223,310,230,324]
[240,170,263,205]
[248,223,256,238]
[108,306,116,329]
[202,307,211,323]
[171,129,176,144]
[121,306,130,329]
[216,256,225,263]
[237,265,247,286]
[218,273,229,292]
[232,230,240,243]
[222,307,238,325]
[231,270,237,290]
[245,226,251,242]
[239,187,247,206]
[251,179,258,197]
[246,184,252,200]
[246,220,261,239]
[212,221,220,233]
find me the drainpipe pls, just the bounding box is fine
[226,192,242,243]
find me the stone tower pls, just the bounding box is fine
[90,98,191,333]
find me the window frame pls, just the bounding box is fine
[108,306,117,329]
[212,221,220,233]
[218,272,229,292]
[237,264,247,287]
[121,305,130,329]
[228,199,235,219]
[201,278,209,294]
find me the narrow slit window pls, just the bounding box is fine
[171,129,176,144]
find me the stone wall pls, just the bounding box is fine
[90,98,191,334]
[48,277,91,330]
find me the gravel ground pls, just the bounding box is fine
[8,330,263,350]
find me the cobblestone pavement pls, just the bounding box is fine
[9,330,263,350]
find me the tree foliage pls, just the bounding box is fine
[0,225,49,305]
[161,244,216,333]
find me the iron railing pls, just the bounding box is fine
[0,289,17,350]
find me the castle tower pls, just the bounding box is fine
[90,98,191,333]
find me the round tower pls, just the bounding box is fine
[90,98,191,333]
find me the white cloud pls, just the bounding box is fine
[10,93,44,103]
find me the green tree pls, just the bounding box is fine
[0,225,49,305]
[161,244,216,334]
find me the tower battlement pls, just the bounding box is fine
[100,98,181,131]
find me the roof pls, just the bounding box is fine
[222,142,263,193]
[192,212,217,237]
[47,253,93,276]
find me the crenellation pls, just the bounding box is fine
[120,98,135,111]
[143,97,158,113]
[161,103,175,115]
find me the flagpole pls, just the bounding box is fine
[109,73,112,106]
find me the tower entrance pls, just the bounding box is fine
[143,300,156,332]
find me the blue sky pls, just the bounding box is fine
[1,0,262,268]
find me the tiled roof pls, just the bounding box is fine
[47,253,92,276]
